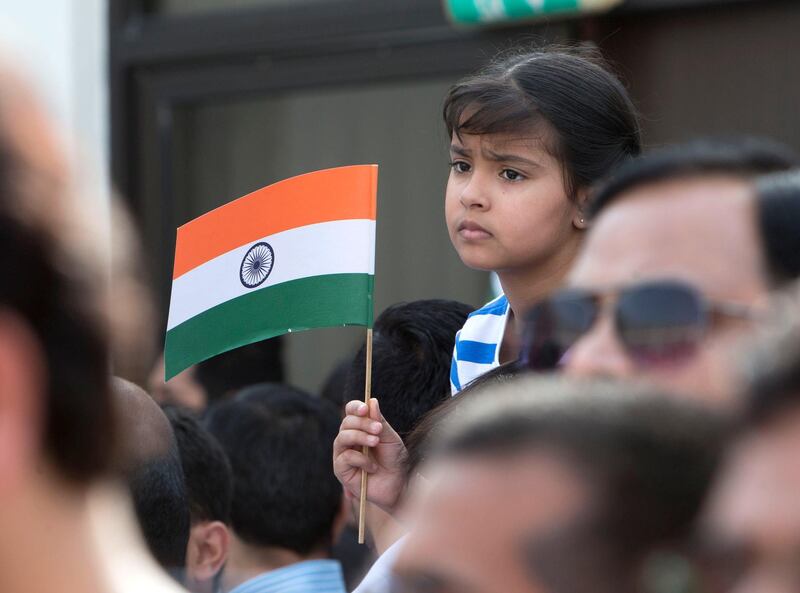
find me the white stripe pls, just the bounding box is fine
[167,219,375,330]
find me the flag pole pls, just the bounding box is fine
[358,327,373,544]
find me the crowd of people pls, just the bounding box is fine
[2,41,800,593]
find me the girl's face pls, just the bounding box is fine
[445,131,582,276]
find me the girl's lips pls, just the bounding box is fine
[458,221,492,240]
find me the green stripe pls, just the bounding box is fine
[165,273,373,379]
[446,0,581,23]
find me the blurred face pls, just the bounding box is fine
[446,132,582,276]
[392,451,588,593]
[701,406,800,593]
[562,175,767,406]
[148,356,207,412]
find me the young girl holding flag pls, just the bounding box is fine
[333,46,642,540]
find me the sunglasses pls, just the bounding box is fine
[521,279,756,370]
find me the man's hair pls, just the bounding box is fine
[587,138,800,289]
[164,406,233,525]
[112,378,191,572]
[128,437,191,571]
[319,359,352,412]
[346,300,472,438]
[0,70,115,482]
[404,360,521,475]
[194,339,284,404]
[589,138,798,217]
[739,288,800,425]
[754,170,800,285]
[205,383,342,555]
[430,376,731,593]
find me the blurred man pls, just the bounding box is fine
[206,384,348,593]
[523,138,800,405]
[700,289,800,593]
[165,406,233,593]
[0,63,182,593]
[392,376,730,593]
[149,339,284,412]
[113,378,191,576]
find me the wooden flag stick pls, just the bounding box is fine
[358,327,374,544]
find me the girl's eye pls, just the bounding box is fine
[450,160,471,174]
[501,169,524,181]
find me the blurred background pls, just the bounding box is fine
[4,0,799,392]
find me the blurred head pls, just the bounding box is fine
[700,291,800,593]
[443,47,640,277]
[164,406,232,593]
[393,376,730,593]
[524,139,799,406]
[113,378,190,575]
[347,300,472,438]
[0,64,116,500]
[149,339,284,412]
[206,383,345,562]
[404,360,521,476]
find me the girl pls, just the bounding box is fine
[333,46,641,556]
[445,47,641,392]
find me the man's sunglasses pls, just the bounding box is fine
[521,279,756,370]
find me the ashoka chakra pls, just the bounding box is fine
[240,242,274,288]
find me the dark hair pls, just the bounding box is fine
[128,436,191,572]
[404,360,521,476]
[0,82,114,482]
[346,300,472,439]
[443,47,641,201]
[194,339,284,404]
[205,383,342,555]
[319,359,352,413]
[432,377,731,593]
[754,170,800,286]
[164,405,233,525]
[589,137,799,219]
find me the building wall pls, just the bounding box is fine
[0,0,109,203]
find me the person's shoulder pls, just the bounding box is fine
[467,294,509,319]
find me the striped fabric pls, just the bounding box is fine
[450,294,510,394]
[229,560,347,593]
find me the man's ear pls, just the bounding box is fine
[572,188,591,230]
[186,520,230,589]
[0,312,45,494]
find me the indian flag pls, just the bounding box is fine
[164,165,377,379]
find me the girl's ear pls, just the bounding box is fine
[572,187,591,230]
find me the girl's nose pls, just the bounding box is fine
[459,174,490,210]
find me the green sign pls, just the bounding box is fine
[444,0,623,25]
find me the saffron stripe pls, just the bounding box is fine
[173,165,378,279]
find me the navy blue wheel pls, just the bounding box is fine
[240,242,274,288]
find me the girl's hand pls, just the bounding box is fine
[333,398,407,514]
